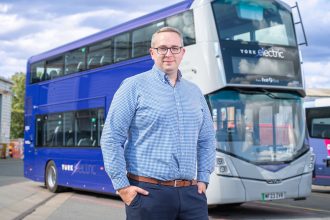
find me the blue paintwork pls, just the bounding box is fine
[24,0,193,194]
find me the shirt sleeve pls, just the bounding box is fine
[100,78,138,190]
[197,91,216,183]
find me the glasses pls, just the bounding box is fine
[153,47,183,55]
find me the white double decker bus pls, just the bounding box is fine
[179,0,314,205]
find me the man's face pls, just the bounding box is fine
[150,32,185,74]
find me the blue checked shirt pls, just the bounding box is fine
[101,65,216,190]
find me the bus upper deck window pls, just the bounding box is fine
[236,3,263,21]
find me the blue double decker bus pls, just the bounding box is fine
[24,0,314,205]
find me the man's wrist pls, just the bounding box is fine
[116,185,130,195]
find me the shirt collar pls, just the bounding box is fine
[152,65,182,84]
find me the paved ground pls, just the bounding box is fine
[1,158,330,220]
[0,158,125,220]
[0,158,25,186]
[0,181,55,220]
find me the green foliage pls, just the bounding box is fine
[10,72,25,139]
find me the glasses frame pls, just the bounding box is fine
[152,47,183,55]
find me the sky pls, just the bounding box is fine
[0,0,329,88]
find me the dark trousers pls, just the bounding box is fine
[126,179,209,220]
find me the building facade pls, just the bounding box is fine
[0,77,13,145]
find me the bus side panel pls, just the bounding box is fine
[311,138,330,186]
[24,115,37,181]
[24,94,39,181]
[38,148,115,194]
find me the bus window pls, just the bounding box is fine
[45,56,63,80]
[76,109,100,147]
[306,106,330,139]
[36,108,104,148]
[46,114,64,147]
[63,112,76,147]
[216,104,245,142]
[132,21,164,58]
[259,105,273,145]
[166,10,196,46]
[65,48,86,75]
[87,40,112,70]
[114,33,130,63]
[97,108,105,147]
[212,0,296,46]
[30,61,45,83]
[311,118,330,139]
[36,116,45,146]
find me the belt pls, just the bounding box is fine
[127,173,197,187]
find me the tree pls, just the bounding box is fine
[10,72,25,139]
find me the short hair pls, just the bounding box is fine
[150,26,184,47]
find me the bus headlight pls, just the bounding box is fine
[215,156,232,176]
[216,157,225,165]
[304,153,315,172]
[219,165,227,173]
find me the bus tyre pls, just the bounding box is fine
[45,161,63,193]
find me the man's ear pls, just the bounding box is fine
[181,47,186,56]
[149,48,155,60]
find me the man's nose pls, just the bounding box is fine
[165,48,173,56]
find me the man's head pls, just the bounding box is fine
[150,27,185,75]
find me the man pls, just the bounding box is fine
[101,27,215,220]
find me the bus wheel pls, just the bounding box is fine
[45,161,62,193]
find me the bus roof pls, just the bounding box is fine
[28,0,193,64]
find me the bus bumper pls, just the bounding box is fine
[206,172,312,205]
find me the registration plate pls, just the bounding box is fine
[261,192,285,201]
